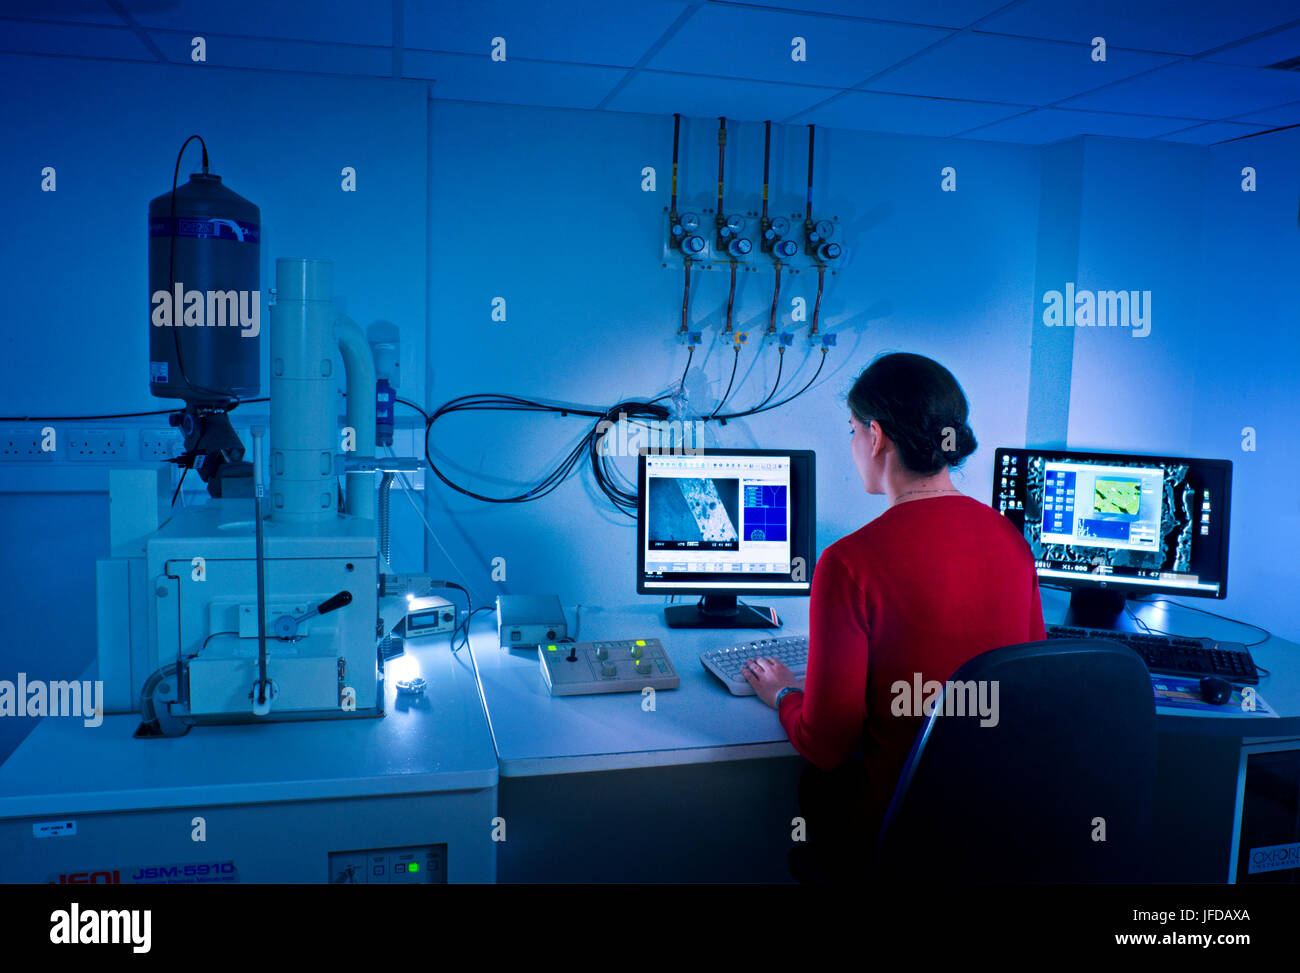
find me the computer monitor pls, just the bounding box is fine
[636,447,816,629]
[993,447,1231,629]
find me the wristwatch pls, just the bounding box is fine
[775,687,804,707]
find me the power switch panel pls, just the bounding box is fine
[328,844,446,884]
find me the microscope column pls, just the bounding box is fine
[270,258,338,523]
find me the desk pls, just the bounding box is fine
[0,639,499,883]
[470,592,1300,883]
[468,600,809,882]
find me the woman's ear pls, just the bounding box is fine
[869,420,886,459]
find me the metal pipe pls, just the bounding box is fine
[251,425,270,712]
[670,113,680,216]
[762,120,771,220]
[336,313,377,521]
[806,124,815,221]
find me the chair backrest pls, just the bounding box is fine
[875,638,1156,883]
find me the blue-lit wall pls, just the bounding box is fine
[1062,133,1300,640]
[423,100,1042,607]
[4,47,1295,763]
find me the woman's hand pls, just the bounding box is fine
[741,657,804,709]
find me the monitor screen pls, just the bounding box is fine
[993,447,1231,599]
[636,448,815,596]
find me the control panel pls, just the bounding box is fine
[328,844,447,884]
[539,638,680,696]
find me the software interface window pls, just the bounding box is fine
[644,454,792,583]
[996,451,1229,596]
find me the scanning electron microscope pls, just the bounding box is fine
[97,165,409,734]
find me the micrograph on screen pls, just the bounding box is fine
[743,484,788,542]
[1024,458,1195,574]
[647,477,741,550]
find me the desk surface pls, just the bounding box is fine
[468,602,806,776]
[472,593,1300,776]
[0,638,498,819]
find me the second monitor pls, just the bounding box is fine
[636,448,816,629]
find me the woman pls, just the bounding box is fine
[742,352,1046,881]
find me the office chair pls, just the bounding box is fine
[874,638,1156,883]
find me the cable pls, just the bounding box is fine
[423,393,667,516]
[393,468,492,605]
[678,345,694,395]
[171,462,191,507]
[709,345,741,420]
[715,347,828,422]
[748,346,785,413]
[1132,596,1272,647]
[396,397,429,424]
[0,397,269,424]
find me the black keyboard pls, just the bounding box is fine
[1046,625,1260,684]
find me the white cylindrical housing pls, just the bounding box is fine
[335,313,376,521]
[270,258,338,522]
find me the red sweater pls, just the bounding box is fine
[778,494,1046,819]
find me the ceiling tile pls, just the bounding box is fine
[1155,121,1273,143]
[123,0,393,47]
[962,107,1188,143]
[976,0,1298,56]
[709,0,1012,30]
[406,50,627,109]
[0,19,154,60]
[0,1,121,25]
[1204,22,1300,66]
[605,69,832,121]
[1062,60,1300,118]
[863,32,1175,105]
[403,0,690,66]
[647,4,949,86]
[789,89,1025,136]
[1232,99,1300,125]
[146,31,391,75]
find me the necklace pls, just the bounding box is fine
[892,486,961,507]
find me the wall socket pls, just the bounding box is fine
[0,427,56,461]
[140,428,180,460]
[66,428,127,460]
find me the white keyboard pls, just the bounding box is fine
[700,635,809,696]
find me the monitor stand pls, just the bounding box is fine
[664,595,780,629]
[1061,588,1140,632]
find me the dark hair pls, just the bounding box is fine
[846,352,978,475]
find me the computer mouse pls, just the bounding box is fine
[1198,676,1232,706]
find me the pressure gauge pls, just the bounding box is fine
[683,235,706,255]
[726,214,746,234]
[815,219,834,239]
[775,239,798,259]
[729,237,752,257]
[680,212,700,232]
[819,242,842,261]
[771,216,790,237]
